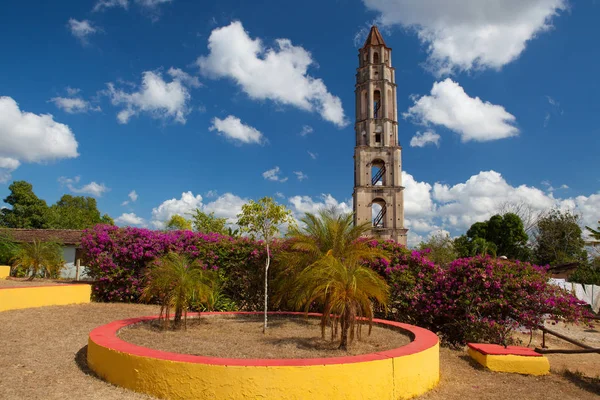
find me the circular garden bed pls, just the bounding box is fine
[88,312,440,400]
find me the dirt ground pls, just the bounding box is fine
[119,314,410,358]
[0,278,83,287]
[0,303,598,400]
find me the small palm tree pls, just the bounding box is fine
[12,240,63,280]
[471,238,497,257]
[277,208,390,350]
[142,252,216,330]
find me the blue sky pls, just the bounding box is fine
[0,0,598,245]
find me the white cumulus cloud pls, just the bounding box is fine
[93,0,128,12]
[121,190,138,206]
[67,19,99,45]
[209,115,264,145]
[294,171,308,181]
[106,70,193,124]
[362,0,568,74]
[50,96,101,114]
[410,130,440,147]
[150,191,248,228]
[115,212,146,226]
[151,191,203,228]
[197,21,347,127]
[0,96,79,183]
[58,176,110,197]
[404,79,519,142]
[262,166,288,183]
[300,125,314,136]
[288,194,352,218]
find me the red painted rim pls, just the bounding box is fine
[90,311,439,366]
[468,343,542,357]
[0,284,88,290]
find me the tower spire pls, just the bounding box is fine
[363,25,388,48]
[353,26,407,245]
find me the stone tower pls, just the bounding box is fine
[353,26,408,245]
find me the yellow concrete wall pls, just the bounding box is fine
[468,347,550,376]
[88,314,440,400]
[0,284,91,312]
[0,266,10,279]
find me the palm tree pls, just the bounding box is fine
[586,221,600,241]
[142,252,216,330]
[471,238,497,257]
[11,239,63,280]
[277,208,390,350]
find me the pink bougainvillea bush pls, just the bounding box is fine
[366,240,591,346]
[81,224,269,310]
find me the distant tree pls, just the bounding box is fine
[11,239,64,280]
[190,209,227,234]
[48,195,113,229]
[464,213,530,260]
[534,209,587,266]
[237,197,295,333]
[453,235,472,258]
[570,256,600,286]
[418,232,457,266]
[100,214,114,225]
[497,201,547,236]
[0,181,49,229]
[165,215,192,231]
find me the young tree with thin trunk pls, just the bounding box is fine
[237,197,294,334]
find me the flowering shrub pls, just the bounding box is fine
[366,240,591,346]
[81,224,269,310]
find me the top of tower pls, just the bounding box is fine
[363,25,388,48]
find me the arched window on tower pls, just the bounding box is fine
[373,90,381,119]
[387,89,393,119]
[360,90,367,119]
[371,159,386,186]
[373,51,379,64]
[371,198,386,228]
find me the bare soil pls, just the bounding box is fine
[118,314,411,358]
[0,303,598,400]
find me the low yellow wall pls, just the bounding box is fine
[468,347,550,376]
[0,284,91,312]
[0,266,10,279]
[88,312,440,400]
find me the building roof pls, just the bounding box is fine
[3,229,84,246]
[363,25,388,48]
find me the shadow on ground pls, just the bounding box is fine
[560,370,600,396]
[75,345,100,378]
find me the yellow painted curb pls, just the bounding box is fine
[0,266,10,279]
[0,284,91,312]
[468,347,550,376]
[88,312,440,400]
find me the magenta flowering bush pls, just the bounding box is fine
[81,224,269,309]
[365,240,591,346]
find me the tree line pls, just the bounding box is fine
[0,181,113,230]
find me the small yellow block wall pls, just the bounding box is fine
[0,266,10,279]
[468,347,550,376]
[0,284,91,312]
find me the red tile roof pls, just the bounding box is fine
[363,25,387,48]
[3,229,84,246]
